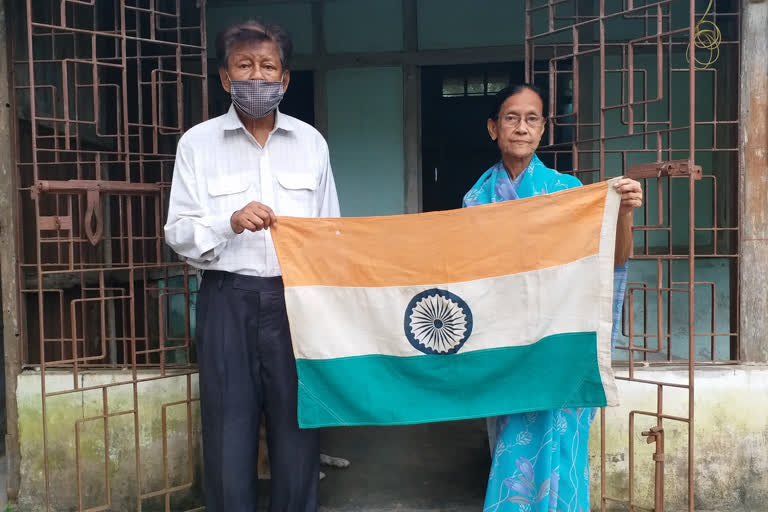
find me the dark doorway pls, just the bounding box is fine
[420,62,525,212]
[208,70,316,125]
[420,61,573,211]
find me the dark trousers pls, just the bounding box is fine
[196,270,319,512]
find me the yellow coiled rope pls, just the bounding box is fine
[686,0,722,70]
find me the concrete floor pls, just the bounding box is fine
[316,420,490,511]
[261,419,491,511]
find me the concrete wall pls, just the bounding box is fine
[15,367,768,511]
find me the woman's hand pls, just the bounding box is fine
[613,177,642,266]
[614,177,643,217]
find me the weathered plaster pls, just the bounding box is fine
[590,367,768,511]
[17,371,202,511]
[15,367,768,511]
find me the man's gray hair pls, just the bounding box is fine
[215,19,293,71]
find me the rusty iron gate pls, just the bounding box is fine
[8,0,743,510]
[525,0,740,510]
[12,0,208,510]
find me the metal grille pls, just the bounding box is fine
[12,0,208,509]
[525,0,740,510]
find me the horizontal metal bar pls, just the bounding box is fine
[32,180,161,198]
[627,159,703,180]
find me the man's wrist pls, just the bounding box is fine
[210,211,239,239]
[230,210,243,234]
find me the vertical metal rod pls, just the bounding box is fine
[628,411,635,511]
[201,0,209,122]
[598,0,605,182]
[572,24,580,172]
[655,384,665,512]
[103,386,112,508]
[628,41,635,135]
[24,0,53,509]
[687,0,697,509]
[524,0,531,83]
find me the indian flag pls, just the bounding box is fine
[271,180,620,428]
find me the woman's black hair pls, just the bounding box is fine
[488,84,547,120]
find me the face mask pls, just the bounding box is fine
[227,73,285,120]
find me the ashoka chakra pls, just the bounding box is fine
[403,288,473,355]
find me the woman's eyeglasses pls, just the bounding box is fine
[501,114,544,127]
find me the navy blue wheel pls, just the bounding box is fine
[403,288,473,355]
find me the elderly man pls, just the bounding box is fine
[164,19,339,512]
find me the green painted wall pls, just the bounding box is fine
[326,67,405,216]
[323,0,404,53]
[417,0,525,49]
[619,259,733,362]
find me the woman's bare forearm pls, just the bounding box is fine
[614,212,633,266]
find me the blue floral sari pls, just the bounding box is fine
[463,155,628,512]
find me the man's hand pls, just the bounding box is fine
[614,177,643,217]
[230,202,277,234]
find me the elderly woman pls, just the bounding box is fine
[464,85,642,512]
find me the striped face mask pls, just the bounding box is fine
[227,73,285,120]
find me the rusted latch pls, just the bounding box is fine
[31,180,161,246]
[642,425,666,510]
[37,216,73,231]
[626,159,702,180]
[642,425,665,461]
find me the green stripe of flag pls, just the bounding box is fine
[296,332,606,428]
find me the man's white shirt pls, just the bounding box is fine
[165,105,340,276]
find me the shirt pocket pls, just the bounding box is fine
[275,173,317,217]
[206,174,250,213]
